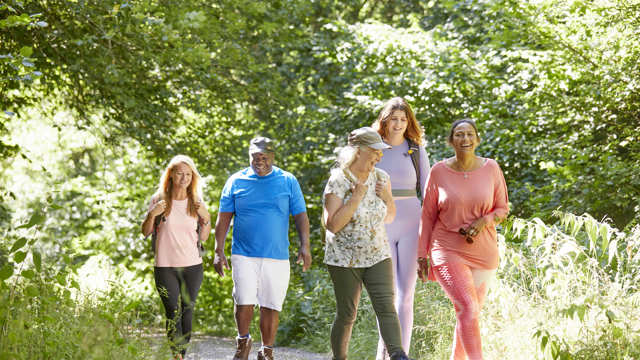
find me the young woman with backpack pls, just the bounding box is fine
[141,155,211,360]
[372,97,430,359]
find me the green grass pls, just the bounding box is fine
[0,250,169,360]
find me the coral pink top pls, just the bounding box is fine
[418,159,509,280]
[148,197,202,268]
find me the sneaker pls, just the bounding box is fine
[257,346,274,360]
[233,336,252,360]
[389,350,413,360]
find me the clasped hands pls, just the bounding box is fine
[350,179,391,203]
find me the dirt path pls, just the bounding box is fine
[183,335,330,360]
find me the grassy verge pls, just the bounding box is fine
[280,213,640,360]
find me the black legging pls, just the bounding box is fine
[154,263,203,356]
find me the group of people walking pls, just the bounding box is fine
[141,97,509,360]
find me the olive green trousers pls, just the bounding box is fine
[328,258,403,360]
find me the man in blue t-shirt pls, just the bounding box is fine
[213,136,311,360]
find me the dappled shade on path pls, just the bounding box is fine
[178,335,330,360]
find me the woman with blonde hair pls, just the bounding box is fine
[323,127,413,360]
[141,155,211,360]
[372,97,430,359]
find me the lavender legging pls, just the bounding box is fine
[433,262,495,360]
[376,197,421,358]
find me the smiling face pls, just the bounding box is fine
[385,109,408,138]
[449,122,480,154]
[171,162,193,189]
[356,146,383,172]
[250,151,274,176]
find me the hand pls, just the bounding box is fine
[150,200,167,217]
[213,249,229,277]
[465,216,489,239]
[417,257,429,283]
[375,180,392,203]
[194,200,210,221]
[351,180,368,200]
[296,247,312,272]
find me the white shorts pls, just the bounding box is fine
[231,255,290,311]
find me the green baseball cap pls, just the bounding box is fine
[348,127,391,150]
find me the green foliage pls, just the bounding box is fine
[278,268,335,349]
[194,269,236,335]
[499,213,640,359]
[0,216,163,359]
[410,281,456,358]
[297,213,640,359]
[1,0,639,357]
[3,0,638,229]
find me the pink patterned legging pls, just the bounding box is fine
[433,262,496,360]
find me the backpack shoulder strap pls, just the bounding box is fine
[406,139,422,203]
[195,196,207,235]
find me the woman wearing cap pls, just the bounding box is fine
[371,97,429,359]
[323,127,413,360]
[417,119,509,360]
[141,155,211,360]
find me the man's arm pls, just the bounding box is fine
[293,212,311,271]
[213,211,233,276]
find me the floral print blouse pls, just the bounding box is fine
[323,167,391,268]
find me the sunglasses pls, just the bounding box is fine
[459,228,474,244]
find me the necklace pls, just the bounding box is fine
[453,159,475,179]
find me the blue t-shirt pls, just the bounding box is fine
[219,166,307,260]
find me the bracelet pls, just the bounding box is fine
[201,219,210,226]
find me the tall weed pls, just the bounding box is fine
[0,220,166,359]
[497,212,640,359]
[283,213,640,359]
